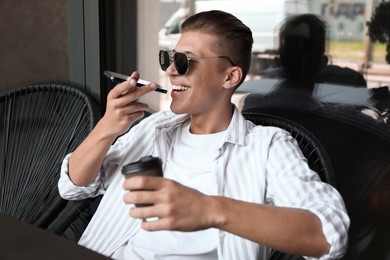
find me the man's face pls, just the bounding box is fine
[166,31,231,116]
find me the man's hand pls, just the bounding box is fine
[68,71,158,186]
[100,71,158,139]
[123,175,330,258]
[123,176,217,231]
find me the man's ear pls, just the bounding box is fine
[223,66,243,90]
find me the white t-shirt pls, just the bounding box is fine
[113,120,227,259]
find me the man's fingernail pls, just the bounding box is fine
[129,78,137,86]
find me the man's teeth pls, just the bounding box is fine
[172,85,190,91]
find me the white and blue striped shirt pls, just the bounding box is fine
[59,106,349,259]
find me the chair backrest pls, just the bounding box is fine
[242,112,336,186]
[0,83,97,228]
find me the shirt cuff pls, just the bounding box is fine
[58,153,105,200]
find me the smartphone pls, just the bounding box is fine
[104,70,167,94]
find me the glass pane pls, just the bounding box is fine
[157,0,390,107]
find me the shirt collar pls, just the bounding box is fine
[155,105,248,146]
[224,106,247,146]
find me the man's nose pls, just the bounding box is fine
[166,62,179,76]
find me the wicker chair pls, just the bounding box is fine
[0,83,98,230]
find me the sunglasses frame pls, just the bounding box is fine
[159,50,236,75]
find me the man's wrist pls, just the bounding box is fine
[205,196,228,229]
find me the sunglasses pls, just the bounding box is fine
[159,50,236,75]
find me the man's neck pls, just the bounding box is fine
[189,104,234,135]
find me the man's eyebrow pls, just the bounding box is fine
[173,49,196,56]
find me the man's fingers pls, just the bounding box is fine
[140,216,172,231]
[109,80,158,103]
[123,176,164,191]
[126,191,157,208]
[120,102,149,115]
[108,79,136,99]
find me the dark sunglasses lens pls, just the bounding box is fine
[173,52,188,75]
[159,50,170,71]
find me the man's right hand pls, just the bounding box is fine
[100,71,158,138]
[68,71,158,186]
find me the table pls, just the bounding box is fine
[0,214,110,260]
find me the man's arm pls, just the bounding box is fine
[208,196,330,257]
[68,71,158,186]
[123,176,343,258]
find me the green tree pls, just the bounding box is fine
[367,0,390,63]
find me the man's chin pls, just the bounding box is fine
[170,105,187,115]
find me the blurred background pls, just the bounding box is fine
[0,0,389,111]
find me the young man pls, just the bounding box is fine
[59,10,349,259]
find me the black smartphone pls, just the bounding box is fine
[104,70,167,94]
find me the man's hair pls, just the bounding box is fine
[181,10,253,86]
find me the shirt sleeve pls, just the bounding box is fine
[58,153,107,200]
[57,112,162,201]
[265,129,350,259]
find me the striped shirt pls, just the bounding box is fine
[58,106,349,259]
